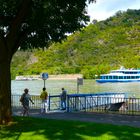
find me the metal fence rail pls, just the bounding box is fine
[11,93,140,115]
[67,95,140,115]
[11,94,61,111]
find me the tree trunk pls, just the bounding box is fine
[0,0,32,125]
[0,42,12,124]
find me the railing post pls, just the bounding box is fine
[85,96,86,112]
[132,97,134,115]
[48,95,50,111]
[67,95,69,112]
[97,96,99,111]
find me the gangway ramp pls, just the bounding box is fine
[67,92,125,112]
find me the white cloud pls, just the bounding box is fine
[88,0,140,21]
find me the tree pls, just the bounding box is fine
[0,0,95,124]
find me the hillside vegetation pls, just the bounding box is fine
[11,9,140,79]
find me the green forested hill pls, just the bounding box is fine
[11,9,140,79]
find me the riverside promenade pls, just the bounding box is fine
[12,109,140,128]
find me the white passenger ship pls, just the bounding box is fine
[96,67,140,83]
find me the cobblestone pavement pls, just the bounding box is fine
[13,109,140,128]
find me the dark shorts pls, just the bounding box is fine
[22,104,29,110]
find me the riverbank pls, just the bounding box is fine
[15,74,83,80]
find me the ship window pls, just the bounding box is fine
[119,76,123,79]
[106,76,108,79]
[113,76,118,79]
[134,72,138,74]
[127,76,130,79]
[109,76,112,79]
[102,76,104,79]
[101,76,105,79]
[125,72,138,74]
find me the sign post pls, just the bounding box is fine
[77,78,83,93]
[41,73,49,88]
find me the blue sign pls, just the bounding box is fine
[41,73,49,80]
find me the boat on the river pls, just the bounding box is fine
[96,67,140,83]
[15,74,83,81]
[15,75,41,81]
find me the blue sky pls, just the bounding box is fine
[88,0,140,21]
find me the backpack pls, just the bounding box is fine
[20,93,25,102]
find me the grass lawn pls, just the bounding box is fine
[0,116,140,140]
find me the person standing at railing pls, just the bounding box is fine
[20,88,34,116]
[60,88,67,110]
[40,87,48,114]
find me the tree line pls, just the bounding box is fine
[11,9,140,79]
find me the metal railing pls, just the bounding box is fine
[66,94,140,115]
[11,94,61,111]
[11,94,140,115]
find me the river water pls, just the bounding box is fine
[11,79,140,97]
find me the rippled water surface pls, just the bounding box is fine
[11,80,140,97]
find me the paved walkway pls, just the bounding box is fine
[13,109,140,128]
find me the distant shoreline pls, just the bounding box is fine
[15,74,83,81]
